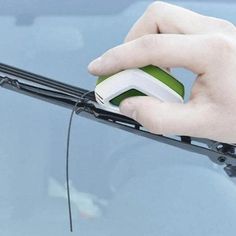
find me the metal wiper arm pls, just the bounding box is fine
[0,63,236,177]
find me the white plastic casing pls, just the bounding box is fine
[95,69,183,113]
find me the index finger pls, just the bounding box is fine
[88,34,210,76]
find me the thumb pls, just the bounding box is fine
[119,96,208,137]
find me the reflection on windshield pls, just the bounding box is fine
[49,178,107,219]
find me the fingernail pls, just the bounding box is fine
[119,99,136,119]
[88,57,102,73]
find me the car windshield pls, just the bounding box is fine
[0,0,236,235]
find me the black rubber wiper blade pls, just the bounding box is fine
[0,63,91,98]
[0,63,235,177]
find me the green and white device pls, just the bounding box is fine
[95,65,185,113]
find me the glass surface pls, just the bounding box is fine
[0,1,236,235]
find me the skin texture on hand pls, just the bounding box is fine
[88,1,236,144]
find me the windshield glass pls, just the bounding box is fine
[0,1,236,235]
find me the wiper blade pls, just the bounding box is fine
[0,63,236,177]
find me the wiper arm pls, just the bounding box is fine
[0,63,236,177]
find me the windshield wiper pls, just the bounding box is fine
[0,63,236,178]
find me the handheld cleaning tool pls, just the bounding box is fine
[95,65,185,113]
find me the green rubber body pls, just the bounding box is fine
[110,89,145,106]
[96,65,185,106]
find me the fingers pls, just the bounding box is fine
[88,34,209,76]
[119,96,210,138]
[125,1,235,42]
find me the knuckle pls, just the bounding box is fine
[138,35,159,64]
[145,1,168,26]
[139,34,157,49]
[206,34,235,56]
[211,34,230,48]
[214,18,236,32]
[147,1,166,13]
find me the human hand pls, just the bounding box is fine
[88,1,236,143]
